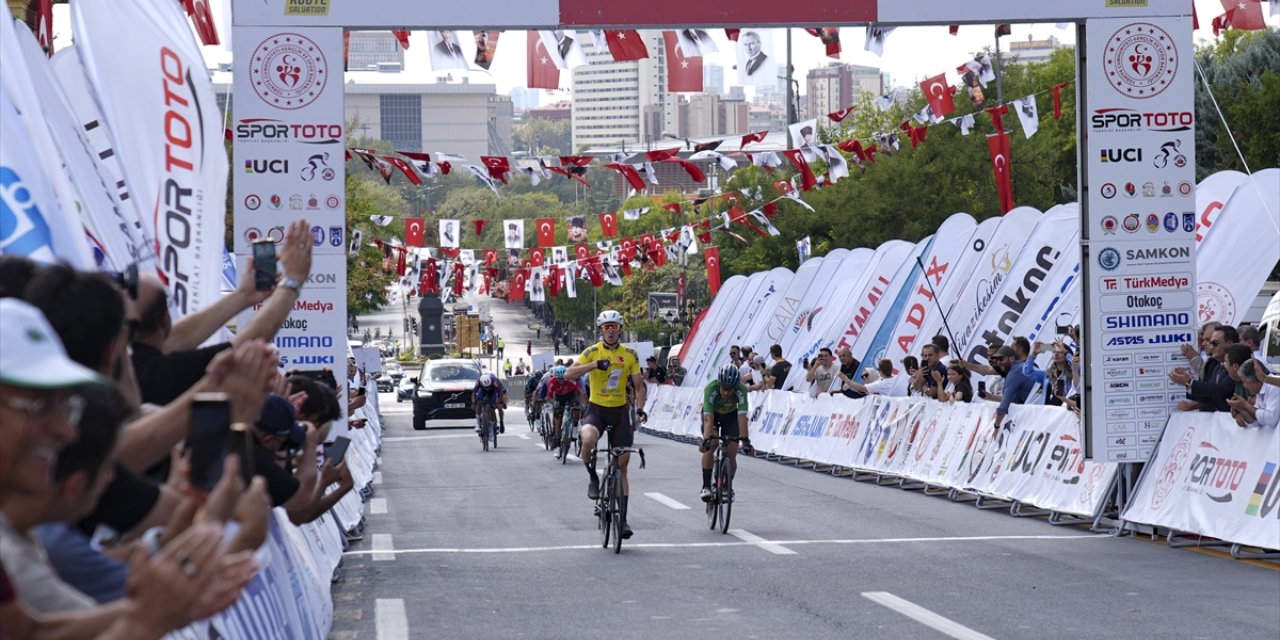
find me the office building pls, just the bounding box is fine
[805,63,882,120]
[509,87,542,112]
[570,30,678,151]
[346,31,405,71]
[704,64,725,96]
[527,101,573,121]
[1008,35,1066,64]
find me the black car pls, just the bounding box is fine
[410,359,484,430]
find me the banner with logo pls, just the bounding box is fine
[681,273,756,385]
[1192,170,1247,246]
[845,238,933,377]
[745,256,825,358]
[787,248,876,377]
[1007,205,1083,351]
[72,0,227,313]
[1193,169,1280,328]
[1081,16,1197,462]
[685,267,794,386]
[825,240,915,366]
[1123,412,1279,551]
[771,249,851,373]
[724,267,797,358]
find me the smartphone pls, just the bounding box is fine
[1054,377,1067,398]
[324,436,351,465]
[252,240,277,291]
[978,380,987,396]
[187,392,231,491]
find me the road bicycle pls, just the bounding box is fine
[540,400,557,451]
[558,404,582,464]
[595,445,644,554]
[705,436,747,534]
[524,397,537,431]
[478,404,499,452]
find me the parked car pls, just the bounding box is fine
[410,358,484,430]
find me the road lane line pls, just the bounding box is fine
[375,598,409,640]
[342,533,1107,557]
[514,432,530,440]
[861,592,994,640]
[369,498,387,515]
[372,471,383,485]
[644,492,690,510]
[372,534,395,561]
[729,529,797,555]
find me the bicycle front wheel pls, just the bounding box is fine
[718,458,733,534]
[598,481,611,548]
[706,457,720,530]
[611,473,624,554]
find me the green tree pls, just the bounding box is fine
[1194,29,1280,179]
[512,117,572,156]
[345,173,408,315]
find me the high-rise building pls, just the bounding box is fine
[704,64,725,96]
[571,30,678,151]
[805,63,882,120]
[509,87,542,112]
[1008,35,1066,64]
[346,31,404,71]
[681,95,719,138]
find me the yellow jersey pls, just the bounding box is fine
[577,341,641,408]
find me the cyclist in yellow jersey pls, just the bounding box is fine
[565,310,647,539]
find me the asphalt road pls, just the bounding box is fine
[328,395,1280,640]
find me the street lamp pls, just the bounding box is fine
[660,132,691,149]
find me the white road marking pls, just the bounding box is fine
[514,432,530,440]
[375,598,409,640]
[369,498,387,515]
[372,533,395,561]
[729,529,797,555]
[342,533,1107,557]
[861,591,994,640]
[372,471,383,485]
[566,453,581,462]
[383,433,476,442]
[644,492,690,510]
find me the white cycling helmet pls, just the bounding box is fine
[596,310,624,327]
[479,373,495,388]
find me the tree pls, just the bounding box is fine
[1194,29,1280,180]
[345,172,407,315]
[512,117,572,156]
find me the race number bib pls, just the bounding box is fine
[606,368,622,391]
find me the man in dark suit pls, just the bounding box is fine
[435,30,465,62]
[742,31,767,76]
[554,30,574,62]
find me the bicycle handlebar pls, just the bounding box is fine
[604,446,645,469]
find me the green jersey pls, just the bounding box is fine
[703,380,749,415]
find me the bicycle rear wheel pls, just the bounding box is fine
[706,457,720,530]
[718,458,733,534]
[610,470,624,554]
[598,475,611,548]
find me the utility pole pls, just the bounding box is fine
[993,31,1005,104]
[784,28,794,148]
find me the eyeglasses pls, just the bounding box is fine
[600,323,620,331]
[1,393,85,426]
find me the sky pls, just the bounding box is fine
[51,1,1279,106]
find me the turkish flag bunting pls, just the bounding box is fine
[546,265,561,297]
[1052,82,1069,120]
[510,270,527,302]
[693,140,723,153]
[481,156,511,184]
[704,247,722,295]
[392,30,410,49]
[560,155,593,167]
[828,106,855,122]
[422,258,439,293]
[605,163,646,192]
[949,25,959,35]
[663,31,703,92]
[637,233,654,256]
[396,250,407,276]
[447,262,461,295]
[529,247,546,267]
[619,237,636,262]
[669,158,706,183]
[899,121,928,148]
[987,132,1015,214]
[547,165,590,187]
[864,143,878,163]
[384,157,423,185]
[404,217,426,247]
[440,247,460,259]
[182,0,220,46]
[763,202,779,218]
[483,248,497,265]
[599,212,619,237]
[398,151,433,177]
[724,29,740,41]
[574,243,591,262]
[646,148,680,162]
[804,28,841,58]
[987,103,1009,135]
[661,202,682,214]
[473,219,490,238]
[1214,0,1266,33]
[436,161,452,175]
[527,31,560,89]
[740,130,768,150]
[782,149,817,191]
[604,29,649,61]
[920,73,956,118]
[535,218,556,247]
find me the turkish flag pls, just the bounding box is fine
[481,156,511,184]
[637,233,655,256]
[605,163,646,192]
[529,247,546,267]
[483,248,497,265]
[405,217,426,247]
[546,265,561,297]
[619,237,636,261]
[527,31,560,89]
[422,257,439,293]
[392,30,410,49]
[584,257,604,287]
[740,130,768,150]
[535,217,556,247]
[987,132,1015,214]
[920,73,956,118]
[663,31,703,92]
[646,148,680,162]
[782,149,817,191]
[1221,1,1267,28]
[473,219,490,238]
[573,243,591,263]
[453,262,465,296]
[604,29,649,61]
[828,106,854,122]
[661,202,682,214]
[396,249,407,276]
[384,157,423,185]
[987,103,1009,135]
[704,247,722,295]
[650,237,667,267]
[724,29,740,41]
[510,270,527,302]
[669,158,706,183]
[599,212,619,238]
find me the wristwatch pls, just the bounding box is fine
[279,277,303,293]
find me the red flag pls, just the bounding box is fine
[423,257,439,293]
[483,248,497,265]
[704,247,722,295]
[440,247,460,259]
[637,233,655,256]
[396,249,407,276]
[827,106,854,122]
[481,156,511,184]
[1052,82,1069,121]
[535,218,556,247]
[763,202,779,219]
[647,148,680,162]
[663,31,703,92]
[740,130,768,150]
[864,143,878,163]
[661,202,682,214]
[987,132,1015,214]
[987,103,1009,135]
[782,149,817,191]
[1217,0,1266,30]
[920,73,956,118]
[899,121,928,148]
[529,247,546,267]
[650,237,667,267]
[527,31,560,89]
[573,243,591,262]
[546,265,561,297]
[599,212,619,238]
[384,157,423,185]
[182,0,220,46]
[473,219,489,238]
[724,29,740,41]
[560,155,593,167]
[510,270,527,302]
[619,237,636,261]
[804,27,841,58]
[669,158,706,183]
[452,262,465,296]
[404,217,426,247]
[948,25,959,36]
[584,257,604,287]
[604,29,649,61]
[605,163,646,192]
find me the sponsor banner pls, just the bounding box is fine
[1194,169,1280,328]
[644,385,1117,517]
[878,213,979,383]
[695,267,795,381]
[939,207,1041,361]
[787,248,876,377]
[1192,170,1247,246]
[681,273,759,385]
[233,0,558,28]
[827,240,916,361]
[772,249,850,374]
[73,0,227,315]
[1082,16,1196,462]
[849,237,935,382]
[908,216,1001,362]
[233,27,347,255]
[747,257,825,354]
[1124,412,1280,551]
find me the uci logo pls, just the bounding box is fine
[0,167,56,260]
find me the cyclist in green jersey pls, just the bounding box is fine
[700,363,753,501]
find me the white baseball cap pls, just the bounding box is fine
[0,298,102,389]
